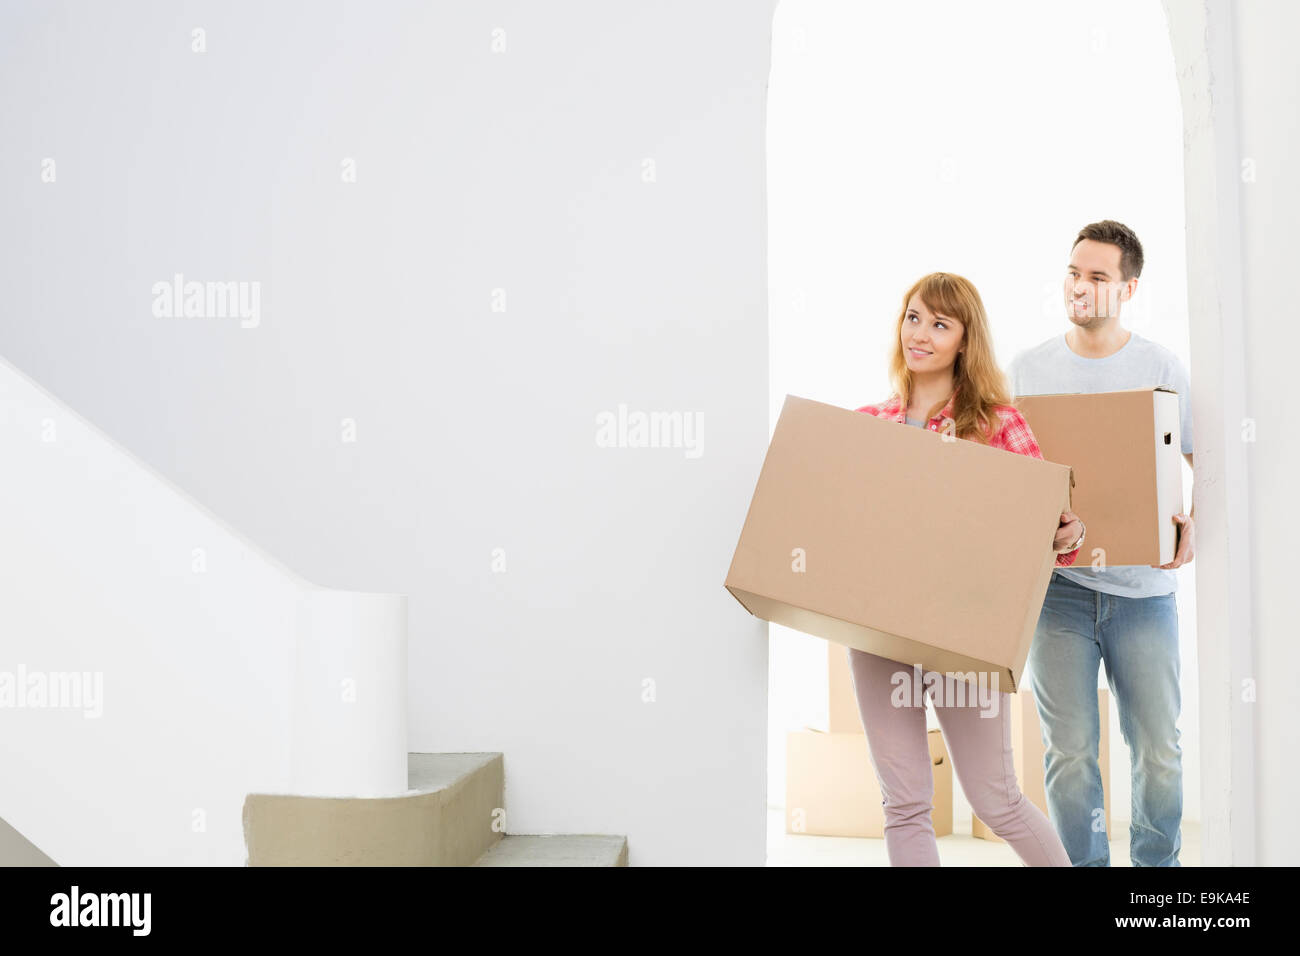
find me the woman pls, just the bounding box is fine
[850,272,1086,867]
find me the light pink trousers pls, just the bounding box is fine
[847,647,1071,867]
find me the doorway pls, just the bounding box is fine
[764,0,1201,866]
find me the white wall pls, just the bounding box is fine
[767,0,1199,837]
[0,0,777,865]
[1230,0,1300,866]
[1163,0,1299,866]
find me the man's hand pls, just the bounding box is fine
[1155,513,1195,569]
[1054,510,1082,552]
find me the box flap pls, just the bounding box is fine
[1014,385,1176,399]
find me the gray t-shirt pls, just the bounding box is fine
[1007,330,1193,598]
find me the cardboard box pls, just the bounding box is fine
[972,687,1111,842]
[726,395,1073,692]
[786,727,952,838]
[1013,387,1183,567]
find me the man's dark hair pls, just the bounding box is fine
[1073,220,1144,280]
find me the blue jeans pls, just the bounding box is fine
[1025,572,1183,866]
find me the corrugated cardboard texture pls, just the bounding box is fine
[726,395,1071,692]
[786,728,952,838]
[1013,388,1183,567]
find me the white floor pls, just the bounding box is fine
[766,808,1202,866]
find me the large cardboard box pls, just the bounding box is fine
[726,395,1073,692]
[972,687,1111,842]
[786,727,952,838]
[1013,387,1183,567]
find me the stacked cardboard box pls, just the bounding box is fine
[784,645,953,838]
[971,687,1111,842]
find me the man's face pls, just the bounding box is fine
[1064,238,1133,324]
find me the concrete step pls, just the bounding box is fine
[244,753,630,866]
[0,814,57,866]
[473,834,628,867]
[243,752,504,866]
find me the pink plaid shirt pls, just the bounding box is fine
[855,389,1080,567]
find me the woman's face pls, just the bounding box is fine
[900,293,964,373]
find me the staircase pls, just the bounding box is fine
[243,753,628,866]
[0,352,627,866]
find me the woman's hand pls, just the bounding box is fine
[1053,510,1083,552]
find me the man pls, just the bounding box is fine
[1007,220,1195,867]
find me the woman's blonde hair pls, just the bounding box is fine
[886,272,1012,445]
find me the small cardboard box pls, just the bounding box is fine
[971,687,1111,842]
[786,727,952,838]
[726,395,1073,692]
[1013,387,1184,567]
